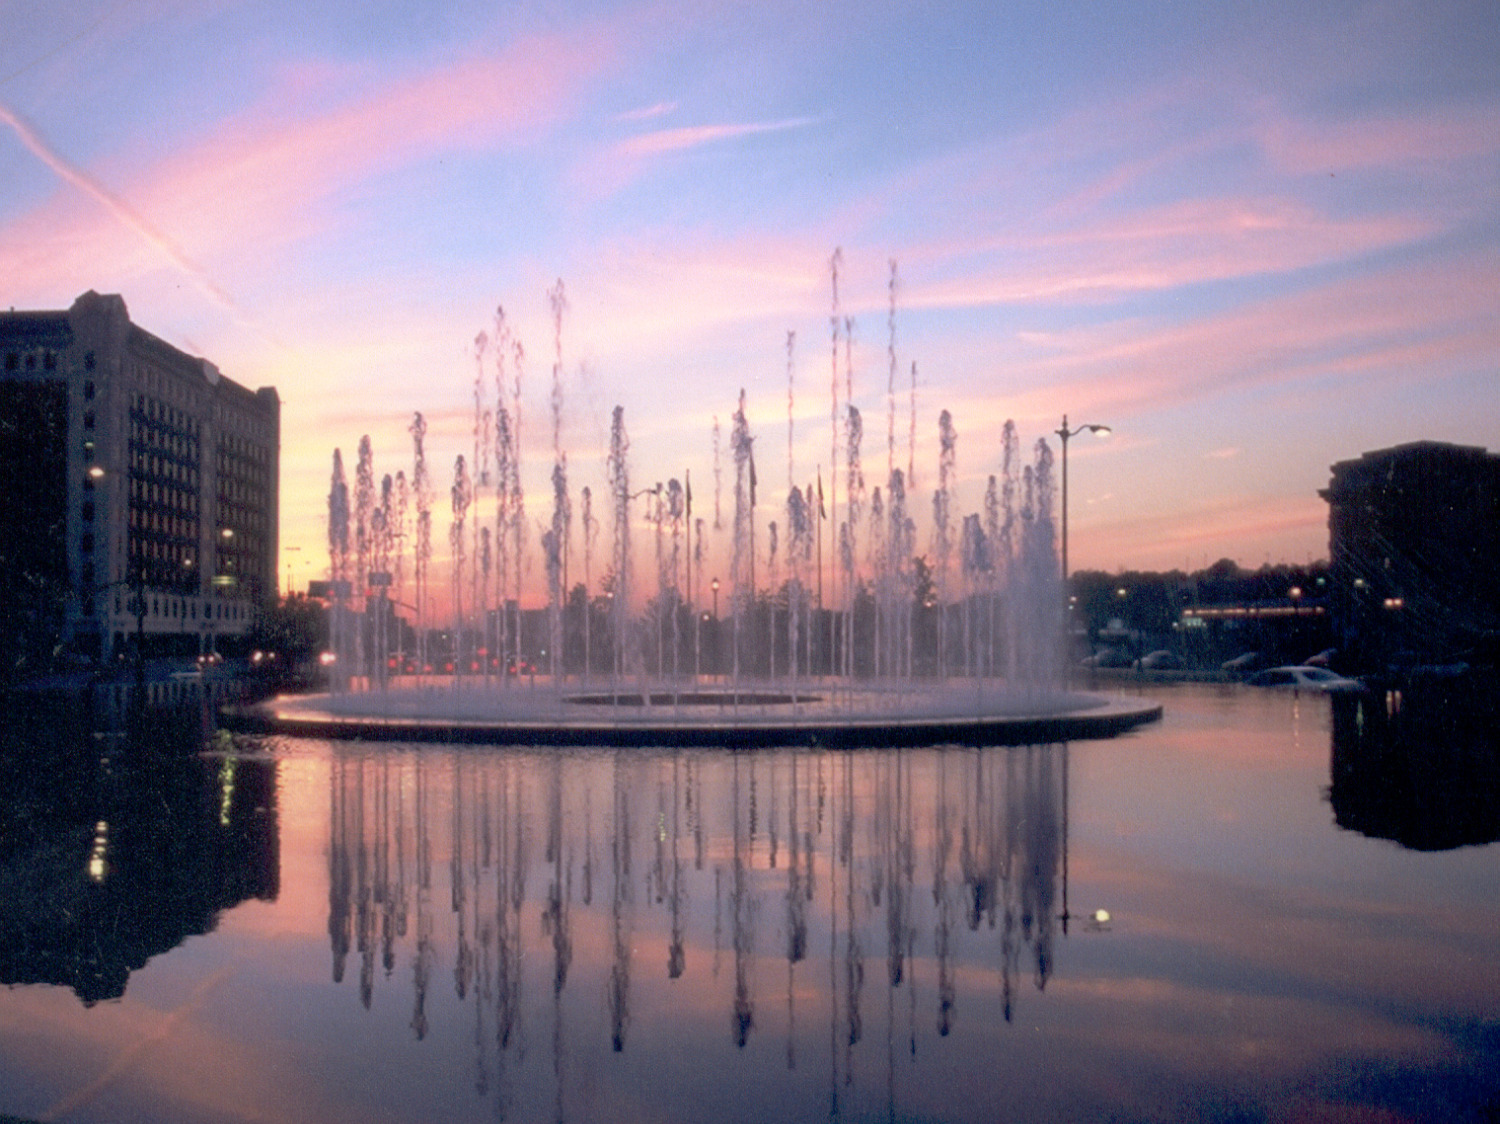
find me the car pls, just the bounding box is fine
[1221,651,1266,675]
[1080,647,1132,669]
[1245,665,1364,693]
[1134,650,1183,671]
[1303,648,1338,668]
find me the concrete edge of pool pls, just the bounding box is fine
[220,690,1163,749]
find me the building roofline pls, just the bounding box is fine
[1330,440,1493,473]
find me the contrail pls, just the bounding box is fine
[1,100,239,312]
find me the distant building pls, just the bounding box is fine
[1,291,279,665]
[1321,441,1500,665]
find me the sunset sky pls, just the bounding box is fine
[3,0,1497,597]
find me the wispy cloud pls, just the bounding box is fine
[0,23,622,301]
[614,100,678,122]
[0,101,239,311]
[614,116,817,159]
[1253,100,1500,174]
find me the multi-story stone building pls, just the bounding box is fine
[1321,441,1500,667]
[1,291,279,667]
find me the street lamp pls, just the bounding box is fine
[1054,415,1111,585]
[711,577,720,680]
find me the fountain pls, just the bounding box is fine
[226,260,1160,746]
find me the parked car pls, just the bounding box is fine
[1221,651,1266,675]
[1245,665,1364,693]
[1134,650,1183,671]
[1303,648,1338,668]
[1080,647,1132,669]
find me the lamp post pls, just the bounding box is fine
[1054,415,1112,586]
[89,464,149,686]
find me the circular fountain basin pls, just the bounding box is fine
[222,679,1161,748]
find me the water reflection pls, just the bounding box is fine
[0,689,279,1005]
[326,741,1067,1119]
[1329,683,1500,850]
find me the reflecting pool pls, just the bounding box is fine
[2,682,1496,1123]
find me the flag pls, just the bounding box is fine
[816,470,826,518]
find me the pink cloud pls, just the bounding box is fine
[614,99,680,122]
[614,116,816,159]
[908,194,1437,310]
[1253,100,1500,174]
[0,24,622,303]
[965,250,1500,425]
[1083,493,1329,572]
[0,102,238,310]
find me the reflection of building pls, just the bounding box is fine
[1328,688,1499,851]
[0,696,279,1004]
[1321,442,1500,665]
[0,292,279,662]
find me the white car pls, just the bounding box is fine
[1245,665,1364,693]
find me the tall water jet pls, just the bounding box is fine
[886,468,913,680]
[479,525,492,681]
[450,454,471,677]
[730,390,755,687]
[827,248,842,646]
[548,280,571,680]
[409,413,433,674]
[933,410,957,679]
[666,478,685,679]
[983,474,1001,679]
[472,331,491,678]
[998,421,1019,684]
[766,518,779,679]
[328,449,350,689]
[488,307,525,685]
[580,485,595,681]
[844,402,864,680]
[354,437,375,682]
[374,472,394,687]
[607,406,631,685]
[1018,440,1061,692]
[960,513,985,680]
[786,483,811,689]
[548,459,569,680]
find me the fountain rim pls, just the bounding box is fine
[221,683,1162,749]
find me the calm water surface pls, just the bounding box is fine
[1,682,1496,1123]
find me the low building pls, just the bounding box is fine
[1,292,279,667]
[1321,441,1500,667]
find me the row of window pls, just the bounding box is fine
[2,350,58,371]
[131,478,198,515]
[107,591,248,623]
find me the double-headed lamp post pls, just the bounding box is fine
[1054,415,1112,586]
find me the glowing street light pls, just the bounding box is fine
[1054,415,1112,585]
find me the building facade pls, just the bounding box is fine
[1321,441,1500,666]
[1,292,279,666]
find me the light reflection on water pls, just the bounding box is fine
[0,683,1496,1123]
